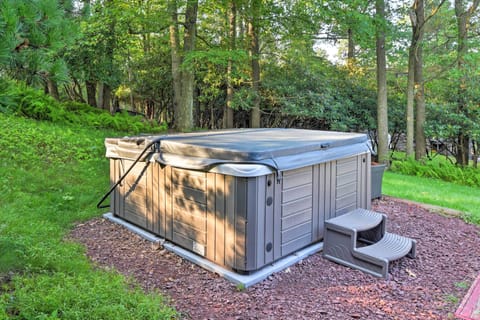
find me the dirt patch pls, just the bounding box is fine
[70,196,480,319]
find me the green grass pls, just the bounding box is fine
[0,113,176,319]
[383,171,480,224]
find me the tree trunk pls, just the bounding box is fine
[86,80,97,107]
[71,78,86,103]
[347,28,355,69]
[97,82,104,110]
[407,0,445,159]
[473,140,478,168]
[248,0,261,128]
[169,0,181,127]
[454,0,480,166]
[169,0,198,132]
[413,0,426,160]
[406,44,415,157]
[179,0,198,131]
[102,84,112,112]
[375,0,389,166]
[102,0,115,113]
[224,0,236,129]
[46,79,60,100]
[406,2,418,158]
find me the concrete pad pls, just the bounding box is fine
[103,212,323,288]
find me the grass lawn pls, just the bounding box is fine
[0,114,177,319]
[383,171,480,224]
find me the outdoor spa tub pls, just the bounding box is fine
[102,128,372,273]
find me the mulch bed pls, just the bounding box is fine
[69,196,480,319]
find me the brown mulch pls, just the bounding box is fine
[69,196,480,319]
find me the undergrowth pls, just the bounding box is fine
[0,78,167,134]
[390,155,480,188]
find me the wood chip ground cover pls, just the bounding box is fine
[70,197,480,319]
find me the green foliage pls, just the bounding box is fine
[260,53,377,131]
[390,156,480,188]
[0,0,77,85]
[0,114,107,165]
[1,272,177,319]
[0,112,176,318]
[426,102,480,144]
[0,79,167,134]
[454,281,470,289]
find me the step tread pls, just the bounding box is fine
[325,208,384,232]
[355,232,414,261]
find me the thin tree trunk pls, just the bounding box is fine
[224,0,236,129]
[414,0,426,160]
[455,0,467,166]
[47,79,60,100]
[178,0,198,131]
[406,45,415,157]
[406,2,418,158]
[169,0,181,127]
[71,78,86,103]
[97,82,104,110]
[86,80,97,107]
[375,0,389,166]
[102,84,112,112]
[169,0,198,132]
[347,28,355,69]
[407,0,445,158]
[248,0,261,128]
[454,0,480,166]
[102,0,115,113]
[472,141,478,168]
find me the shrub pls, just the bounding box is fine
[0,79,167,134]
[390,156,480,188]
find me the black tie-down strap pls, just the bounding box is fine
[96,138,160,209]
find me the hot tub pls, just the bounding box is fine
[104,128,372,273]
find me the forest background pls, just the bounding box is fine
[1,0,480,168]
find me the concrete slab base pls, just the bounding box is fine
[103,212,323,288]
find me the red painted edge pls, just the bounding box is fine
[456,274,480,320]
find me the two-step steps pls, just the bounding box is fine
[323,208,416,279]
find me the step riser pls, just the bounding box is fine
[324,252,388,278]
[323,209,417,279]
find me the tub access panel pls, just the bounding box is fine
[105,129,372,273]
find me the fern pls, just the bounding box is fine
[391,157,480,188]
[1,79,168,134]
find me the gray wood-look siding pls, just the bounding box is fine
[280,166,313,256]
[109,152,371,272]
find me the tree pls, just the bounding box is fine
[0,0,77,94]
[413,0,426,160]
[375,0,389,165]
[224,0,237,129]
[64,0,128,109]
[169,0,198,132]
[248,0,261,128]
[405,0,446,159]
[454,0,480,166]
